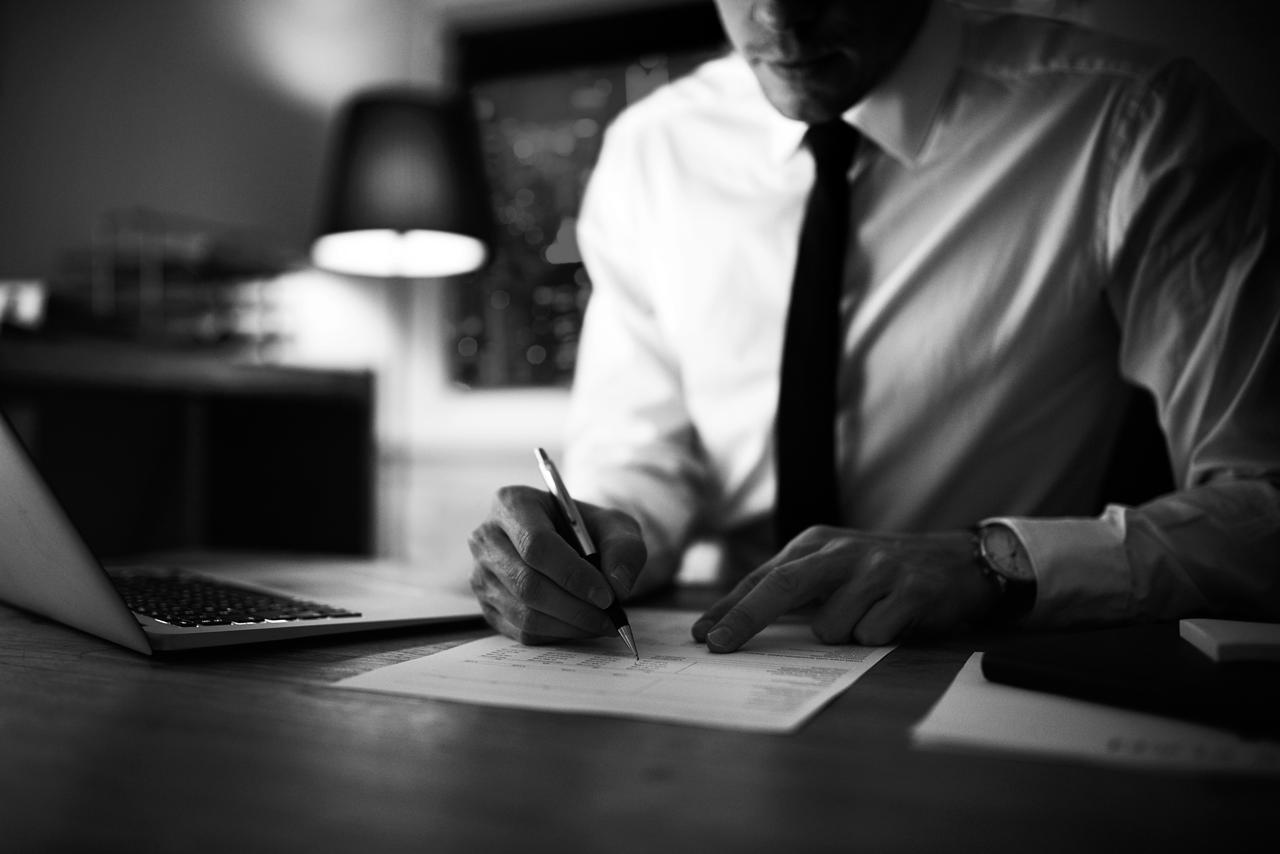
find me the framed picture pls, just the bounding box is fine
[446,1,727,388]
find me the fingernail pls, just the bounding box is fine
[690,619,711,641]
[590,587,612,609]
[707,627,733,649]
[608,567,630,594]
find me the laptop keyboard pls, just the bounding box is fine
[112,571,361,628]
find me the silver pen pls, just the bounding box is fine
[534,448,640,660]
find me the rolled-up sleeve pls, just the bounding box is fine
[1007,59,1280,626]
[563,121,710,586]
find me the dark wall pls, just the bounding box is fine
[0,0,434,279]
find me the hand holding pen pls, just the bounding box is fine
[467,453,647,652]
[534,448,639,659]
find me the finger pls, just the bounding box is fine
[470,560,613,643]
[581,504,647,597]
[690,528,829,641]
[703,556,847,653]
[809,577,887,645]
[490,486,615,608]
[849,593,919,647]
[808,546,898,643]
[691,568,770,642]
[469,520,615,635]
[475,594,607,645]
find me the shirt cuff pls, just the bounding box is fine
[984,507,1133,626]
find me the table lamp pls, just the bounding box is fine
[311,87,492,278]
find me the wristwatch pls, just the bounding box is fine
[973,522,1037,623]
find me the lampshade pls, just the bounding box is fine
[312,88,493,278]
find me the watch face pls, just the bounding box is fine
[982,524,1035,582]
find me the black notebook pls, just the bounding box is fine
[980,623,1280,739]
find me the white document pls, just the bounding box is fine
[334,608,893,732]
[912,653,1280,776]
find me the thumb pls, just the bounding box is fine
[582,504,647,597]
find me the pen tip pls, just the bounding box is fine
[619,625,639,661]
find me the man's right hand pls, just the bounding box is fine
[468,485,647,644]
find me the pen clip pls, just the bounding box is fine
[534,448,597,556]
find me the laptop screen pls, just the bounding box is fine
[0,413,152,653]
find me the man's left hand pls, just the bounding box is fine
[691,527,997,651]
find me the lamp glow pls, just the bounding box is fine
[313,229,487,278]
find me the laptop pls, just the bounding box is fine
[0,411,483,653]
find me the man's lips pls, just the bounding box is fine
[757,52,840,77]
[758,51,830,66]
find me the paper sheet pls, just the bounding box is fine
[912,653,1280,776]
[334,608,893,732]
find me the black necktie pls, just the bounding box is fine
[774,121,860,547]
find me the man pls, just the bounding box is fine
[468,0,1280,652]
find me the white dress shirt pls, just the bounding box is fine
[565,0,1280,626]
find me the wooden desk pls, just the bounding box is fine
[2,586,1276,853]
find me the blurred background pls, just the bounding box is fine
[0,0,1276,579]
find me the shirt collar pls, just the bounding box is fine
[763,0,961,167]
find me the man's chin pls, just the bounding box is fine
[756,68,865,124]
[759,84,848,125]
